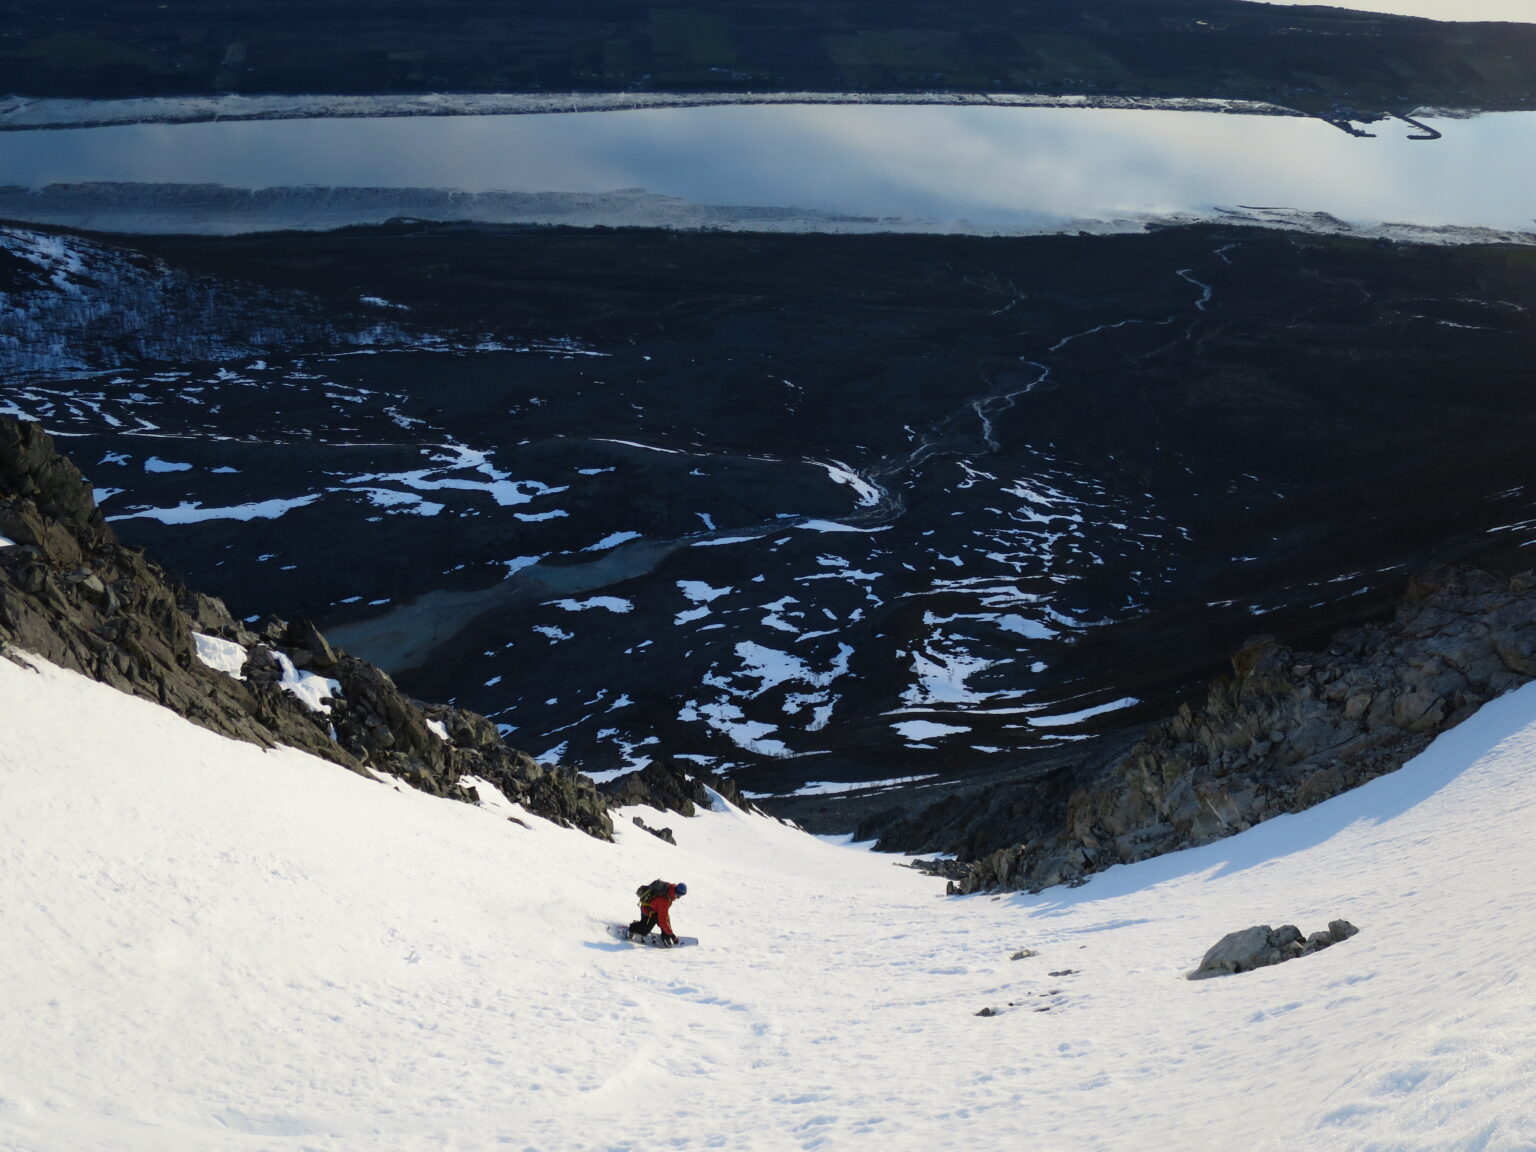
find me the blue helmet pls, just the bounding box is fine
[675,882,688,896]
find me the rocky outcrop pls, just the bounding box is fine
[600,759,711,816]
[708,772,766,816]
[599,757,766,819]
[1189,920,1359,979]
[631,815,677,845]
[411,696,613,838]
[948,568,1536,893]
[0,417,611,839]
[0,418,343,766]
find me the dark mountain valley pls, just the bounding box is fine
[4,216,1535,875]
[9,4,1536,1148]
[4,0,1536,889]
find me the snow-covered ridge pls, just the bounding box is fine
[0,224,607,377]
[0,224,401,376]
[4,649,1536,1150]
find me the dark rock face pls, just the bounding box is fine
[601,760,711,817]
[708,773,766,817]
[947,569,1536,893]
[1189,919,1359,979]
[0,416,611,839]
[0,417,342,766]
[411,697,613,838]
[598,757,765,819]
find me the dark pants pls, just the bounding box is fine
[628,910,659,937]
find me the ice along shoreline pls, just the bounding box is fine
[0,89,1349,134]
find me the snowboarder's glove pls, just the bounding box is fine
[660,933,678,947]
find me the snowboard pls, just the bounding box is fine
[610,924,699,948]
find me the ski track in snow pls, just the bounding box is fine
[5,653,1536,1151]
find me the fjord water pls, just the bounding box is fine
[1,103,1534,235]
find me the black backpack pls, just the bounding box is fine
[635,878,668,903]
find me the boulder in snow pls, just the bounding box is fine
[1188,920,1359,979]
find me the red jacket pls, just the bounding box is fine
[642,885,680,935]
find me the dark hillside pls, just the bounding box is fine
[3,0,1534,118]
[8,220,1535,798]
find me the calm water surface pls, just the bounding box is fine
[1,104,1532,235]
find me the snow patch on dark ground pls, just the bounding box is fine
[10,221,1536,797]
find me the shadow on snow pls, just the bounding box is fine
[998,681,1536,917]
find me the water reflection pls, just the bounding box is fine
[1,104,1533,235]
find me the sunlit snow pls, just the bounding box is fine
[191,631,247,678]
[5,648,1536,1150]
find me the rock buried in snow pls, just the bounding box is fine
[1010,948,1039,961]
[632,815,677,844]
[975,1007,998,1017]
[1188,920,1359,979]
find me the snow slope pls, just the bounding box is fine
[3,652,1536,1151]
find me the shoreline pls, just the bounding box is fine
[0,90,1347,133]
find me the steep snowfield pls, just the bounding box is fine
[3,653,1536,1152]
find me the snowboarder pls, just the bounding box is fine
[629,879,687,947]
